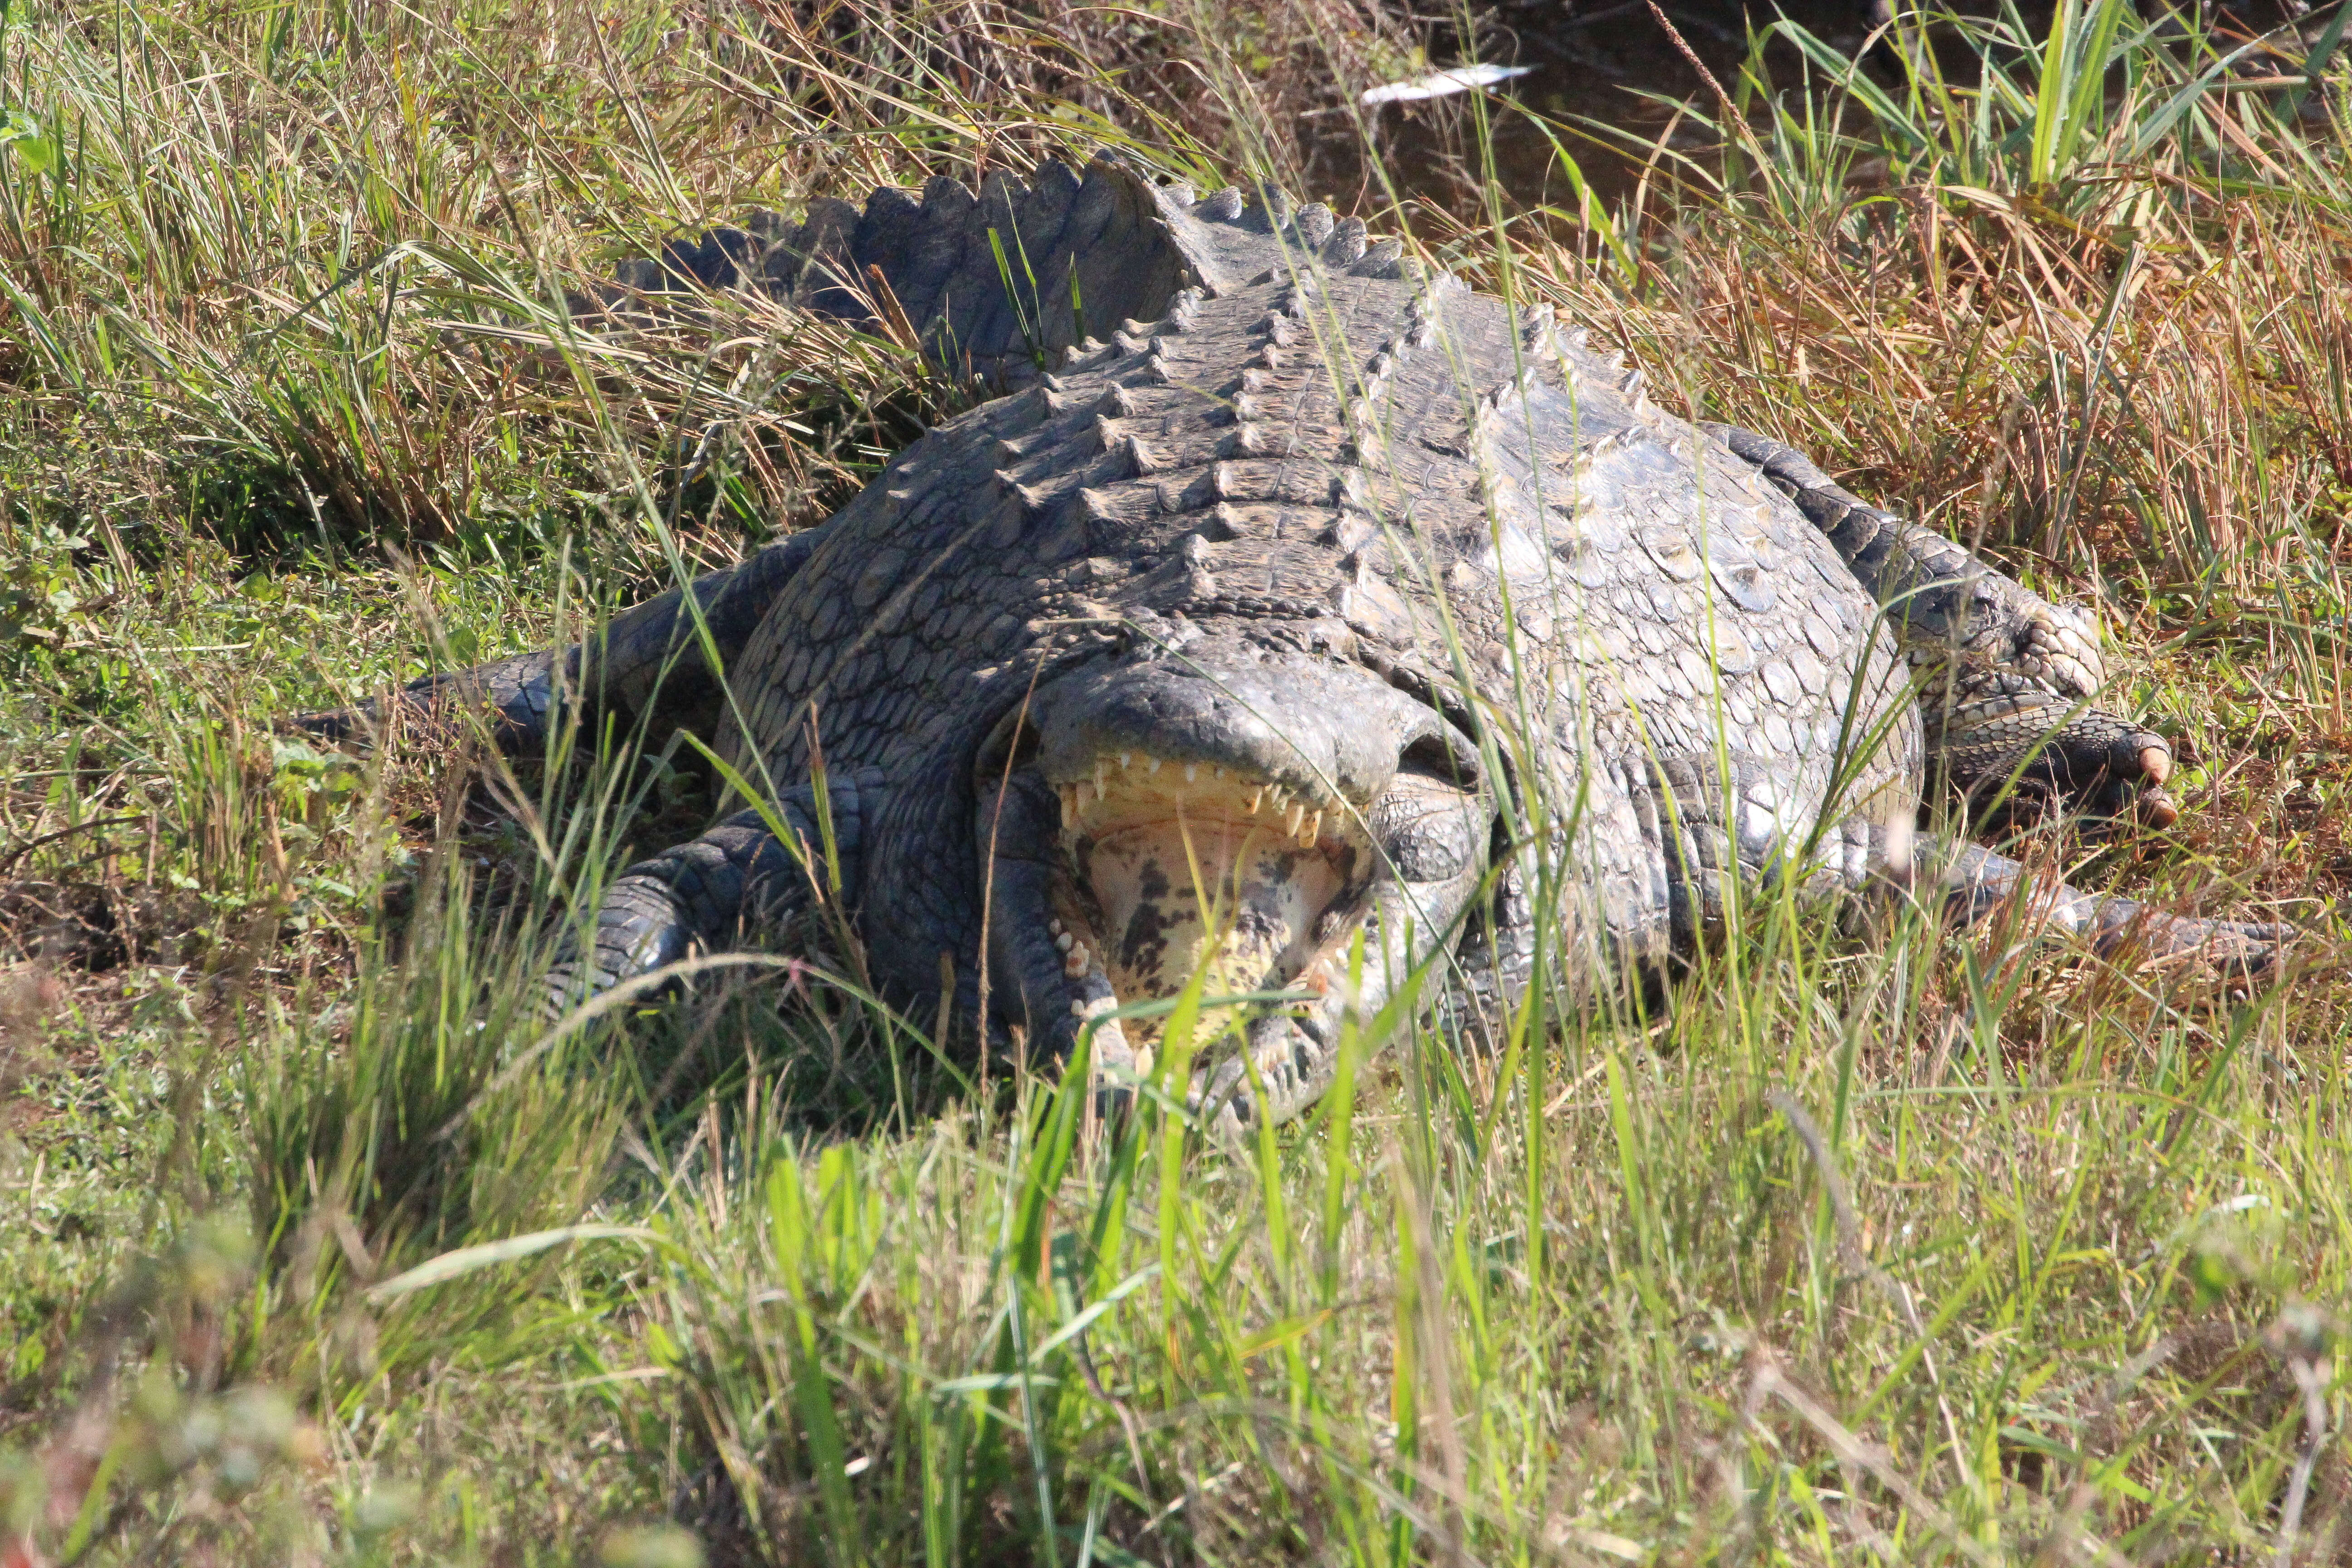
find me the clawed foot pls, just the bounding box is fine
[2064,719,2180,829]
[1956,704,2181,833]
[283,700,381,746]
[2093,911,2293,986]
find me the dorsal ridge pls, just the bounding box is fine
[612,150,1413,386]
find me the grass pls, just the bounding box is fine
[1,0,2349,1561]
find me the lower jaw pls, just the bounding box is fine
[1007,875,1390,1139]
[982,779,1387,1131]
[1044,875,1352,1066]
[978,777,1361,1112]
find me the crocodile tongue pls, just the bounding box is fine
[1053,755,1371,1049]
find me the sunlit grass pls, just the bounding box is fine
[1,0,2348,1562]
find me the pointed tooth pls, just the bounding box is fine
[1095,759,1109,794]
[1248,788,1265,814]
[1210,765,1225,779]
[1146,756,1161,774]
[1049,918,1064,936]
[1286,803,1304,836]
[1073,781,1091,812]
[1117,751,1132,769]
[1184,763,1198,782]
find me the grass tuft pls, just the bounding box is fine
[0,0,2347,1562]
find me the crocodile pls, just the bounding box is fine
[310,151,2280,1133]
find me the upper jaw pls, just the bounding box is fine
[995,640,1478,815]
[1050,750,1338,853]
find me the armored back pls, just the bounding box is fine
[613,152,1401,383]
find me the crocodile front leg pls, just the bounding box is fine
[298,527,828,757]
[545,771,873,1017]
[1705,423,2177,828]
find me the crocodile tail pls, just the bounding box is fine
[598,151,1405,382]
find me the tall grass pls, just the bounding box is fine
[0,0,2347,1562]
[1526,0,2352,598]
[1493,2,2352,890]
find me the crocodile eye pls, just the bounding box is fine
[975,710,1042,781]
[1398,733,1473,788]
[1395,714,1486,799]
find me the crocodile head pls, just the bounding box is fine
[975,634,1492,1132]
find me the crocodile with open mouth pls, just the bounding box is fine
[305,151,2281,1133]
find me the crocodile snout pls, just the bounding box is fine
[977,643,1489,1127]
[1002,642,1475,811]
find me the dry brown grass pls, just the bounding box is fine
[1,0,2349,1563]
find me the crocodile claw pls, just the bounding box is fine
[1956,703,2184,835]
[2096,914,2293,988]
[2073,725,2181,830]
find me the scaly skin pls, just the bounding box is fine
[1703,422,2179,827]
[304,153,2283,1135]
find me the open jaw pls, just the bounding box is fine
[975,648,1495,1133]
[1045,751,1378,1073]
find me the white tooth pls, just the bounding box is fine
[1211,765,1225,779]
[1095,760,1109,794]
[1117,752,1132,769]
[1247,788,1265,814]
[1056,931,1075,952]
[1049,918,1064,936]
[1071,1000,1090,1017]
[1146,756,1161,774]
[1287,804,1304,836]
[1184,763,1198,782]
